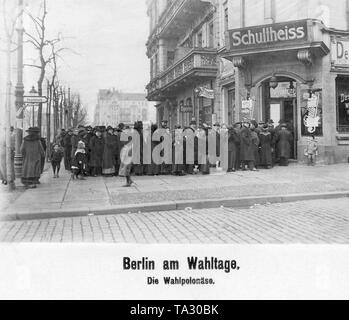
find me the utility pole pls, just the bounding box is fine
[14,0,25,185]
[68,87,72,128]
[5,26,14,189]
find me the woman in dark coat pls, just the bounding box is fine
[113,128,121,176]
[20,127,45,188]
[89,128,105,176]
[198,127,210,174]
[70,129,80,158]
[145,124,160,176]
[250,124,260,169]
[63,129,73,170]
[102,127,117,176]
[239,123,256,171]
[172,125,186,176]
[133,122,144,176]
[228,126,240,172]
[259,124,273,168]
[274,124,293,166]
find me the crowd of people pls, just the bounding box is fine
[49,118,318,187]
[2,118,319,189]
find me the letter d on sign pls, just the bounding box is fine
[337,41,344,59]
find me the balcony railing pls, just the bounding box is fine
[147,48,218,98]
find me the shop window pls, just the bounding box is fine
[336,77,349,133]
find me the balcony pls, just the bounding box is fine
[147,0,213,48]
[147,48,218,101]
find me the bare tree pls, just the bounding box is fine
[71,93,88,128]
[24,0,68,132]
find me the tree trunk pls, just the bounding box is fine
[46,81,51,161]
[5,39,14,188]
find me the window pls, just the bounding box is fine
[208,22,214,47]
[197,32,203,48]
[167,51,174,67]
[241,0,245,27]
[154,54,159,75]
[336,77,349,133]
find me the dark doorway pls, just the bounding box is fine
[263,79,298,160]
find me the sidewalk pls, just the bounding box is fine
[1,163,349,220]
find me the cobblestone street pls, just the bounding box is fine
[1,198,348,244]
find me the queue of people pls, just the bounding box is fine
[51,119,299,186]
[2,119,318,190]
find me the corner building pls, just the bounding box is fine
[146,0,349,164]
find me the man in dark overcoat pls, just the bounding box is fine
[20,127,45,188]
[63,129,73,170]
[239,122,256,171]
[89,128,105,176]
[274,124,293,166]
[228,125,240,172]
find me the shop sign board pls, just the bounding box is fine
[331,38,349,67]
[301,89,323,136]
[240,99,254,121]
[180,103,193,113]
[270,82,297,99]
[226,20,309,52]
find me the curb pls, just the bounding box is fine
[2,191,349,221]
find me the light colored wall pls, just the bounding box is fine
[228,0,348,30]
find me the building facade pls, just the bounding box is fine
[146,0,349,164]
[146,0,221,129]
[94,89,156,127]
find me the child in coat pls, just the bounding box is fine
[71,141,88,180]
[305,135,318,166]
[51,144,64,178]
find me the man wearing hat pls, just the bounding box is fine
[259,124,273,169]
[102,126,117,176]
[273,123,293,166]
[189,120,197,131]
[89,127,105,176]
[71,128,80,159]
[63,129,73,171]
[240,121,256,171]
[159,120,171,175]
[20,127,45,188]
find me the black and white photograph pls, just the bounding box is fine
[0,0,349,301]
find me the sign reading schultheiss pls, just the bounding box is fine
[227,20,309,51]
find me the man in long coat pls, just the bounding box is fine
[274,124,293,166]
[63,129,73,170]
[259,124,273,168]
[20,127,45,188]
[228,126,240,172]
[239,122,256,171]
[102,126,117,176]
[89,128,105,176]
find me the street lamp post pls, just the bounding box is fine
[14,0,25,183]
[29,86,38,127]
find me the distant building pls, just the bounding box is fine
[94,89,156,126]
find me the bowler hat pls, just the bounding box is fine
[26,127,40,133]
